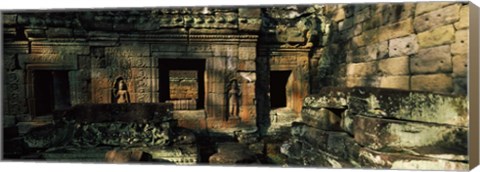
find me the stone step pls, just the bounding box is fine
[353,115,467,155]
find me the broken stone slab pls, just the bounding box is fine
[173,128,196,145]
[142,144,199,164]
[348,87,468,127]
[290,122,360,160]
[413,4,460,33]
[301,107,342,131]
[353,115,467,155]
[234,130,259,144]
[340,109,355,135]
[313,87,467,126]
[248,141,265,155]
[358,147,468,170]
[209,142,258,164]
[281,138,358,168]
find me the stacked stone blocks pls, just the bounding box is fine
[281,87,468,170]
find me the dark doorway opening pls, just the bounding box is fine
[33,70,71,116]
[270,70,291,109]
[158,59,205,110]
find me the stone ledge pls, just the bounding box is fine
[353,115,467,155]
[307,87,468,127]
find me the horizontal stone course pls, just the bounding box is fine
[411,74,453,93]
[417,24,455,48]
[378,56,409,75]
[311,87,468,126]
[413,4,460,33]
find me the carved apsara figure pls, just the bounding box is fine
[227,79,241,119]
[113,78,130,103]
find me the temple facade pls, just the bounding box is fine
[2,2,472,170]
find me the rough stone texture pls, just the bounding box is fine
[337,87,468,126]
[143,144,199,165]
[303,91,349,109]
[411,74,453,93]
[359,147,468,170]
[209,142,258,164]
[333,7,346,22]
[354,115,467,155]
[378,56,409,75]
[340,110,355,135]
[413,4,460,33]
[388,35,419,57]
[451,29,468,55]
[284,123,360,167]
[410,45,452,74]
[377,18,413,42]
[454,5,469,30]
[415,2,453,16]
[346,62,378,77]
[452,54,468,77]
[378,76,410,90]
[301,108,342,131]
[417,25,455,48]
[338,17,354,31]
[453,77,468,95]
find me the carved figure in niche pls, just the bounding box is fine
[112,77,130,103]
[227,79,241,120]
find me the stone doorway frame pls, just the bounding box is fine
[26,64,76,117]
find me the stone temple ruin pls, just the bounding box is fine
[2,2,472,170]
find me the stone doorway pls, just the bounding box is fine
[158,59,206,110]
[269,70,292,109]
[30,70,71,116]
